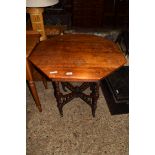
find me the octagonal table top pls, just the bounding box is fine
[29,34,126,82]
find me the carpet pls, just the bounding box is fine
[27,82,128,155]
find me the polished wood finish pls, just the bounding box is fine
[26,69,42,112]
[29,34,126,82]
[26,31,42,112]
[29,34,126,116]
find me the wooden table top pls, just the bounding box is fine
[29,34,126,82]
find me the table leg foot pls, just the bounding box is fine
[58,104,63,117]
[28,81,42,112]
[92,100,97,117]
[91,83,99,117]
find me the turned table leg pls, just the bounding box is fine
[52,82,63,116]
[52,81,99,117]
[90,82,99,117]
[26,59,42,112]
[28,81,42,112]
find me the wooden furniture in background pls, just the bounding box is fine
[26,0,59,41]
[72,0,104,28]
[26,0,129,29]
[26,31,48,112]
[29,34,126,116]
[43,0,128,28]
[27,8,47,41]
[103,0,129,27]
[72,0,129,28]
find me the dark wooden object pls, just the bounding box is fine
[101,66,129,115]
[72,0,128,27]
[27,0,129,28]
[29,34,126,116]
[52,82,99,117]
[72,0,104,27]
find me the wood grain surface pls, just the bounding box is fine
[29,34,126,82]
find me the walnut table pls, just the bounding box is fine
[29,34,126,117]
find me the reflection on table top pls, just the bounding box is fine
[29,34,126,82]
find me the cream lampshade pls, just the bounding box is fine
[26,0,59,41]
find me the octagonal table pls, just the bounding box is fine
[29,34,126,117]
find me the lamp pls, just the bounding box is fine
[26,0,59,41]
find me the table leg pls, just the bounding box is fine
[28,81,42,112]
[52,82,63,116]
[26,60,42,112]
[90,82,99,117]
[52,81,99,117]
[42,76,48,89]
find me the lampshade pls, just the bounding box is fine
[26,0,59,7]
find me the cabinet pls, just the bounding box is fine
[72,0,128,28]
[103,0,129,26]
[41,0,129,28]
